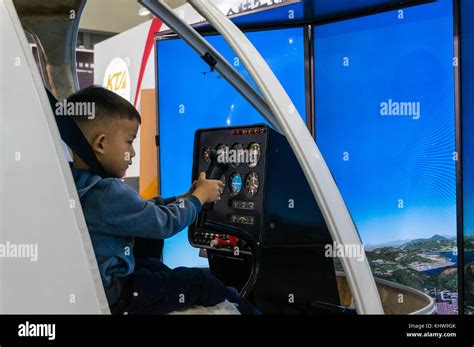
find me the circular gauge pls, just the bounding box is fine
[245,172,260,198]
[230,143,244,168]
[202,147,211,163]
[228,173,242,197]
[247,142,261,168]
[220,174,226,195]
[216,144,228,164]
[216,144,228,154]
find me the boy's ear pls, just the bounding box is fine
[91,133,107,155]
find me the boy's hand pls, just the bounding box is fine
[192,172,224,205]
[187,180,198,196]
[176,180,198,201]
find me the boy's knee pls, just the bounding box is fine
[177,267,228,291]
[171,267,212,288]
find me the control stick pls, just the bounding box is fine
[205,149,228,180]
[203,150,229,210]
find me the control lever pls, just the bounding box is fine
[200,220,261,300]
[203,150,228,210]
[210,235,238,249]
[205,149,228,179]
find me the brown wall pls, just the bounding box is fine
[139,89,159,198]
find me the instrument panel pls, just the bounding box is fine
[200,141,263,199]
[189,125,340,313]
[190,125,268,251]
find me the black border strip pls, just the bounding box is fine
[154,33,162,196]
[304,24,315,137]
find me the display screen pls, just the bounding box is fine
[314,0,458,313]
[232,200,256,210]
[157,27,306,268]
[228,214,255,225]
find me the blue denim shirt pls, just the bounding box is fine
[71,168,202,305]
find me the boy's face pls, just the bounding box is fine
[92,118,139,178]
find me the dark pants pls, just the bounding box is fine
[110,258,260,315]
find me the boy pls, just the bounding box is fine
[68,86,258,314]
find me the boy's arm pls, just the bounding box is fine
[148,196,177,206]
[99,179,202,239]
[149,193,193,206]
[148,180,197,205]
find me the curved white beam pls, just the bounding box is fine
[139,0,281,132]
[188,0,384,314]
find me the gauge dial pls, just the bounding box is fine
[216,144,228,155]
[229,172,242,197]
[202,147,211,163]
[230,143,244,168]
[245,172,259,198]
[215,144,228,164]
[247,142,261,168]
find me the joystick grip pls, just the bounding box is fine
[202,150,228,210]
[205,150,228,180]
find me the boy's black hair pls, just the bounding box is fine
[66,85,141,126]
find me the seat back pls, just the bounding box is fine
[0,0,109,313]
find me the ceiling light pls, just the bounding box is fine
[138,7,151,16]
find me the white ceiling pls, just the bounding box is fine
[79,0,185,33]
[78,0,284,34]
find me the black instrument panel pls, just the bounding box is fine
[190,125,268,251]
[188,124,340,313]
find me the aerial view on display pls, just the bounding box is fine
[315,0,459,314]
